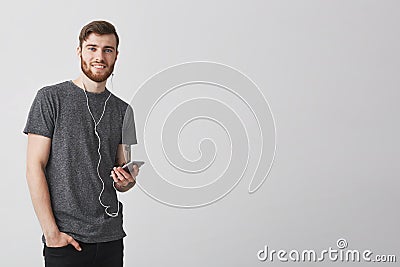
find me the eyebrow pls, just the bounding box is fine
[85,44,116,50]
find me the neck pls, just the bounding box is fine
[73,75,107,93]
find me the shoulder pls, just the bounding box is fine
[109,93,128,107]
[109,93,132,112]
[37,81,72,97]
[108,94,137,124]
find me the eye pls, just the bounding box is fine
[105,48,113,53]
[88,47,96,51]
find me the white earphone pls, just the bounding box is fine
[82,81,120,218]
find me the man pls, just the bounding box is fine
[24,20,139,267]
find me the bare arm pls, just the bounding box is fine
[26,133,81,251]
[112,144,138,192]
[115,143,131,166]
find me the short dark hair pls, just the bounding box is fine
[79,20,119,50]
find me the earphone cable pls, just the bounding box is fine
[82,81,119,218]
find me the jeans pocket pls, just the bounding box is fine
[44,244,73,258]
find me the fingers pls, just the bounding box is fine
[68,236,82,251]
[113,167,126,181]
[49,232,82,251]
[112,168,128,188]
[111,170,119,183]
[114,166,137,181]
[111,165,140,189]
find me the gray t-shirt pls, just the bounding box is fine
[23,81,137,243]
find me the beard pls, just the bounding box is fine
[80,56,115,83]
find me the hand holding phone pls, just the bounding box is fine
[110,161,145,177]
[122,161,145,172]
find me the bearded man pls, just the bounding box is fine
[24,20,139,267]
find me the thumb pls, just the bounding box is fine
[69,237,82,251]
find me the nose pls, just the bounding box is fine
[94,49,105,62]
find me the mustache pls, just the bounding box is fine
[91,60,107,65]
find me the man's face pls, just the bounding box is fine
[79,33,118,83]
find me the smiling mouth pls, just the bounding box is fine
[92,64,107,69]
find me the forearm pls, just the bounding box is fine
[26,167,59,238]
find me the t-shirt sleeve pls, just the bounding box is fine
[23,88,55,138]
[121,104,138,145]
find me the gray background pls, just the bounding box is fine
[2,0,399,266]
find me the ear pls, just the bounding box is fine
[77,46,82,57]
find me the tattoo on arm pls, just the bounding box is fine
[115,144,131,167]
[123,144,131,164]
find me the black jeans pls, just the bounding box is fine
[43,239,123,267]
